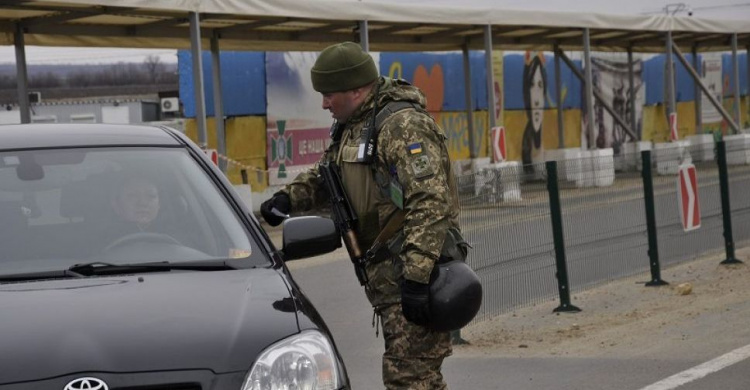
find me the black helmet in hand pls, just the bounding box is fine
[428,260,483,332]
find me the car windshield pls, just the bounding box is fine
[0,146,267,275]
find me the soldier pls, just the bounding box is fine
[261,41,462,389]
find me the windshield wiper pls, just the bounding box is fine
[0,260,236,283]
[68,260,236,276]
[0,269,85,283]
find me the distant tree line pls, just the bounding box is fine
[0,55,177,90]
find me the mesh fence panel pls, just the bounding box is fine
[725,142,750,245]
[557,154,650,295]
[458,139,750,324]
[458,161,557,322]
[652,142,731,268]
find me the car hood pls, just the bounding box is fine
[0,268,302,384]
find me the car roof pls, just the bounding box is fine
[0,123,183,150]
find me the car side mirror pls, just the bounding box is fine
[282,216,341,261]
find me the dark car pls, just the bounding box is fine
[0,124,347,390]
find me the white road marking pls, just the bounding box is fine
[639,343,750,390]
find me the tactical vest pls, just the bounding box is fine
[332,101,466,264]
[331,101,424,249]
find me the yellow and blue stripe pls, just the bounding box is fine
[407,143,423,155]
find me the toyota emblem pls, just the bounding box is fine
[64,377,109,390]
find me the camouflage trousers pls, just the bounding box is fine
[378,303,452,390]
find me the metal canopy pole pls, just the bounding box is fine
[211,30,227,172]
[665,31,677,127]
[731,34,741,132]
[627,48,638,139]
[358,20,369,52]
[554,44,565,148]
[583,28,595,149]
[558,50,637,141]
[462,44,476,159]
[484,24,497,160]
[189,11,208,147]
[672,44,740,133]
[14,24,30,124]
[692,46,702,134]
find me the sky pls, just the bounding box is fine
[0,0,747,65]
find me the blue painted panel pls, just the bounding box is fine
[675,54,697,102]
[722,52,748,97]
[379,51,487,111]
[178,50,266,118]
[644,53,701,105]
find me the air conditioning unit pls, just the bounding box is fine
[28,92,41,104]
[160,97,179,113]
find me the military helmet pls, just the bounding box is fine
[428,260,483,332]
[311,42,379,93]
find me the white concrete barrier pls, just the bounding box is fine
[574,150,595,188]
[654,141,689,175]
[724,134,750,165]
[487,161,523,201]
[687,134,715,162]
[592,148,615,187]
[545,148,582,182]
[620,141,652,171]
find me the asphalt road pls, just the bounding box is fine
[286,249,750,390]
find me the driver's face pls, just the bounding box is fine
[113,179,160,225]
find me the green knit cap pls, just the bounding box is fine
[311,42,379,93]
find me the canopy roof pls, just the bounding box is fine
[1,0,749,53]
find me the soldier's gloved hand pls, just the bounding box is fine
[401,279,430,327]
[260,192,290,227]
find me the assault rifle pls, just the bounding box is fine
[318,161,369,286]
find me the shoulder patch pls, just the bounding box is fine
[407,142,423,155]
[411,155,434,179]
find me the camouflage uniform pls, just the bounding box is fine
[281,77,460,389]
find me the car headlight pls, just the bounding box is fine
[242,330,342,390]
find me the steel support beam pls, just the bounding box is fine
[189,11,208,147]
[672,43,739,133]
[731,34,741,131]
[665,31,677,122]
[14,24,30,124]
[558,49,637,141]
[554,44,565,148]
[627,48,638,139]
[358,20,369,51]
[692,46,702,133]
[484,24,497,159]
[462,44,476,159]
[583,28,595,148]
[211,31,227,172]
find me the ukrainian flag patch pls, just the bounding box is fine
[407,142,423,155]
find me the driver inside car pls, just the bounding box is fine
[99,175,183,254]
[111,176,161,231]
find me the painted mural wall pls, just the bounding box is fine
[178,49,748,189]
[264,51,345,186]
[502,52,583,171]
[587,55,645,154]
